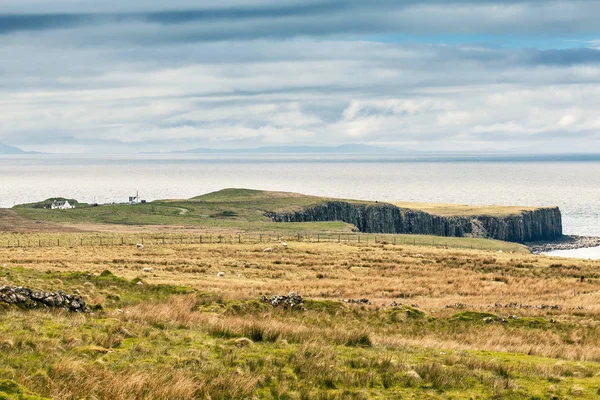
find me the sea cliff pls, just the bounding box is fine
[268,201,562,243]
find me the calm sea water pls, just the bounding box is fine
[0,154,598,236]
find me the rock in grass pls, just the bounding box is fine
[260,292,304,309]
[405,370,422,383]
[0,286,90,313]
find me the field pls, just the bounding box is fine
[2,233,600,399]
[390,202,542,218]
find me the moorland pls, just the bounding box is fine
[1,189,598,399]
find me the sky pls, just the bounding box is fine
[1,0,600,153]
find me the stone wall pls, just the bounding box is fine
[0,286,89,312]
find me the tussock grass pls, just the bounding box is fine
[1,240,600,398]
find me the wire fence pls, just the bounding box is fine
[0,232,513,251]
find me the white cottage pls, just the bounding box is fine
[51,200,73,210]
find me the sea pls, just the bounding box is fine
[1,154,599,257]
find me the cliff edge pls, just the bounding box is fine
[268,201,562,243]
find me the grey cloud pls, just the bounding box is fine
[2,0,600,39]
[2,2,600,153]
[532,48,600,65]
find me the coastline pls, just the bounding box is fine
[527,235,600,254]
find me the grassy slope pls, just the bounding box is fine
[11,188,551,231]
[1,242,600,398]
[12,189,346,232]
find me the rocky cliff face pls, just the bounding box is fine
[268,202,562,243]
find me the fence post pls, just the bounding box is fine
[318,234,320,243]
[57,239,60,247]
[338,234,341,243]
[298,233,300,242]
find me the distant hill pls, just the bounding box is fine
[0,142,41,154]
[145,144,407,155]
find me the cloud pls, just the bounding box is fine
[1,1,600,153]
[2,1,600,39]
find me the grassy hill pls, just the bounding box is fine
[11,189,349,233]
[9,189,553,245]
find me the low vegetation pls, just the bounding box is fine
[1,237,600,398]
[0,231,528,252]
[391,202,543,217]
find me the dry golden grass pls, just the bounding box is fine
[390,202,543,217]
[1,241,599,354]
[3,238,600,398]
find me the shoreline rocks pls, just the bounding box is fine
[0,286,90,312]
[527,235,600,253]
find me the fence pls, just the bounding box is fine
[0,231,514,251]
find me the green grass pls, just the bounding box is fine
[0,379,48,399]
[12,202,351,232]
[12,189,337,230]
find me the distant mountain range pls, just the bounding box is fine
[146,144,408,155]
[0,142,41,154]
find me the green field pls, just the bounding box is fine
[11,188,549,232]
[12,189,333,230]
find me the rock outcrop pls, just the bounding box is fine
[268,202,562,243]
[0,286,89,312]
[260,292,304,309]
